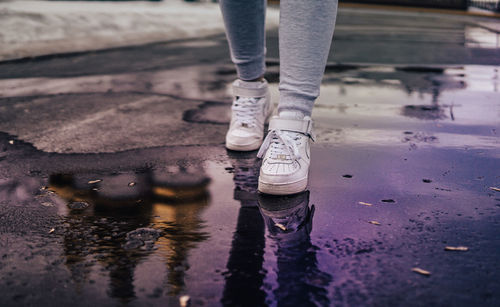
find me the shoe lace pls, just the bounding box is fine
[232,97,260,128]
[257,129,302,161]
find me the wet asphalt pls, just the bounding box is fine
[0,6,499,307]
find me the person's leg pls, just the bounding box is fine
[220,0,273,151]
[219,0,267,81]
[278,0,338,117]
[257,0,338,194]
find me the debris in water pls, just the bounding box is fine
[128,182,136,187]
[179,295,191,307]
[123,228,161,250]
[67,201,90,210]
[381,199,395,203]
[48,228,55,234]
[445,246,468,251]
[489,187,500,192]
[88,179,102,184]
[369,221,381,225]
[275,223,287,231]
[342,174,353,178]
[422,179,432,183]
[8,140,14,145]
[412,267,431,276]
[358,202,373,206]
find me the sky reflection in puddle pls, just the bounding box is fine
[265,65,500,151]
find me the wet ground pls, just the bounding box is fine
[1,7,500,307]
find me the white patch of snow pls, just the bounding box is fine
[0,0,279,61]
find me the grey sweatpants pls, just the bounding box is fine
[219,0,338,116]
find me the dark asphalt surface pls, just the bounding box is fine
[0,6,499,307]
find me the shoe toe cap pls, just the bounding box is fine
[260,160,302,177]
[226,130,261,146]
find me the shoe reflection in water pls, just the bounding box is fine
[222,153,267,306]
[258,191,332,306]
[222,151,331,306]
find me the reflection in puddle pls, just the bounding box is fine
[465,26,500,48]
[258,192,331,306]
[265,65,498,149]
[221,152,330,306]
[49,168,210,299]
[221,153,266,306]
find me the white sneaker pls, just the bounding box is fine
[225,79,273,151]
[257,116,315,195]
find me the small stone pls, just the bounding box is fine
[128,182,136,187]
[369,221,381,226]
[67,201,90,210]
[88,179,102,184]
[422,179,432,183]
[489,187,500,192]
[41,202,54,207]
[342,174,353,178]
[48,228,55,234]
[123,240,143,250]
[123,228,161,250]
[8,140,14,145]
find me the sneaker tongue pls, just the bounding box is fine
[233,97,259,127]
[269,132,300,161]
[235,97,257,105]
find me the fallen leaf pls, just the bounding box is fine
[358,201,373,206]
[445,246,468,251]
[489,187,500,192]
[88,179,102,184]
[412,267,431,276]
[275,223,287,231]
[48,228,55,234]
[369,221,381,225]
[128,182,136,187]
[179,295,190,307]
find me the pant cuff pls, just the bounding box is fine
[235,57,266,81]
[278,91,315,116]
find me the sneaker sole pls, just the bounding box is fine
[258,177,308,195]
[225,139,262,151]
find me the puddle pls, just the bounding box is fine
[183,101,231,125]
[465,26,500,48]
[1,117,500,306]
[0,57,499,305]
